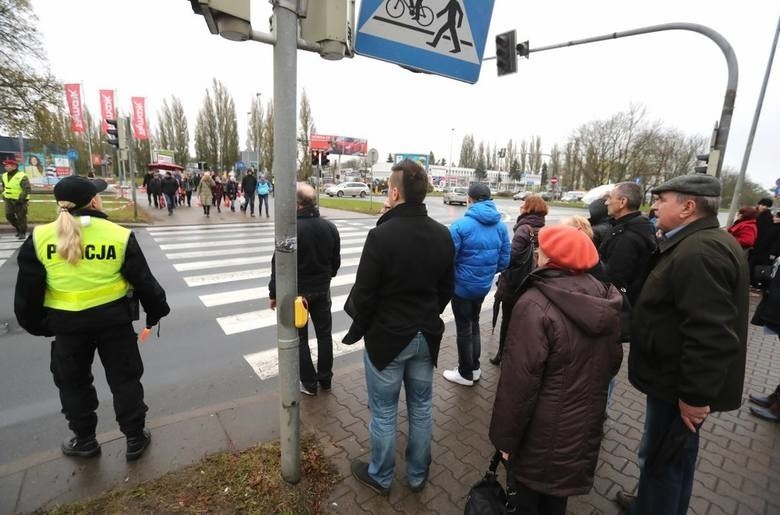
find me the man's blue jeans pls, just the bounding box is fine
[364,332,433,489]
[451,294,485,380]
[631,396,700,515]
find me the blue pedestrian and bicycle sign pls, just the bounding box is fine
[355,0,495,84]
[67,149,78,161]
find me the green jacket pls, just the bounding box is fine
[628,216,748,412]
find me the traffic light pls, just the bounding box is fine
[311,150,320,166]
[189,0,252,41]
[105,118,124,150]
[517,40,530,58]
[321,151,330,167]
[694,150,720,175]
[495,30,517,76]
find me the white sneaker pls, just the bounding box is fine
[443,368,474,386]
[473,369,481,382]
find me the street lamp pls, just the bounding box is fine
[255,92,262,172]
[448,128,454,184]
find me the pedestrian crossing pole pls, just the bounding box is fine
[273,0,301,484]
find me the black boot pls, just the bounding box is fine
[61,434,101,458]
[126,429,151,461]
[489,354,502,366]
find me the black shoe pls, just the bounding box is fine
[300,382,317,396]
[489,355,501,366]
[749,390,779,408]
[750,404,780,422]
[351,460,390,496]
[17,232,26,240]
[61,435,101,458]
[615,490,636,512]
[318,380,332,391]
[126,429,151,461]
[409,474,428,493]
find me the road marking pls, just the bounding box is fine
[183,257,362,287]
[161,236,275,250]
[0,250,15,259]
[199,273,359,307]
[174,246,365,272]
[242,293,496,380]
[165,238,366,260]
[146,221,368,234]
[152,227,362,243]
[0,259,5,267]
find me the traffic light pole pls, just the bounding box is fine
[273,0,301,484]
[499,24,738,181]
[125,117,138,221]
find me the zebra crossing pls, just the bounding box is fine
[0,234,25,268]
[144,220,497,381]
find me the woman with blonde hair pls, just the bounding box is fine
[14,175,169,462]
[196,171,215,217]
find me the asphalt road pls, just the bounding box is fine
[0,200,687,465]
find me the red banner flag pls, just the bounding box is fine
[131,96,149,140]
[99,89,116,134]
[64,83,85,133]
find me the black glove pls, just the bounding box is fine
[145,317,160,328]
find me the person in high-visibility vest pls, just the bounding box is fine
[14,175,170,461]
[1,157,31,239]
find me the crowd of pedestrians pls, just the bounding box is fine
[142,167,274,219]
[266,159,772,514]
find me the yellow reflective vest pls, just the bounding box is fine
[2,171,27,200]
[33,217,130,311]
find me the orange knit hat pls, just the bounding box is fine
[538,225,599,272]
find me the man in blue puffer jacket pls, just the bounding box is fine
[444,183,510,386]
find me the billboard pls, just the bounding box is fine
[394,153,429,170]
[310,134,368,156]
[24,153,70,185]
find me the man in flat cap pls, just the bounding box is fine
[443,182,510,386]
[616,174,748,514]
[1,157,31,239]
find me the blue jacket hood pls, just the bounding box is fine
[466,200,502,226]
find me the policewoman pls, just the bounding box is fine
[14,176,170,461]
[1,157,31,239]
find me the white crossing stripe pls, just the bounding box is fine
[0,250,15,259]
[152,227,362,243]
[0,259,5,267]
[199,273,359,307]
[174,246,365,272]
[165,238,366,260]
[146,221,365,233]
[183,257,362,287]
[161,236,274,251]
[242,293,495,380]
[0,242,23,250]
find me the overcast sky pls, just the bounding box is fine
[32,0,780,189]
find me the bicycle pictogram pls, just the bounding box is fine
[384,0,434,27]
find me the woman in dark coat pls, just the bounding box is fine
[489,225,622,514]
[490,195,547,365]
[748,257,780,421]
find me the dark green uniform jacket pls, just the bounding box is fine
[629,216,748,412]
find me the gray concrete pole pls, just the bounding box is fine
[273,0,301,484]
[125,117,138,221]
[726,16,779,226]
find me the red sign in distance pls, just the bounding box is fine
[550,176,558,184]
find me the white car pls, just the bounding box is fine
[443,186,468,205]
[561,190,586,202]
[326,182,370,198]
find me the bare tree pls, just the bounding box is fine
[261,100,274,175]
[0,0,60,134]
[297,89,316,180]
[247,95,264,169]
[194,90,218,170]
[459,134,477,168]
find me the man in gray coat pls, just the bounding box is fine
[616,174,748,515]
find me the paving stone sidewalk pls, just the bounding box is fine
[305,318,780,515]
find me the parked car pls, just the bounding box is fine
[443,186,468,205]
[326,182,370,198]
[561,190,587,202]
[513,190,552,201]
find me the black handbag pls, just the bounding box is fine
[464,451,516,515]
[754,264,774,284]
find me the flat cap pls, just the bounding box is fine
[468,183,491,201]
[651,174,721,197]
[54,175,108,208]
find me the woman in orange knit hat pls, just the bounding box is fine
[488,224,622,513]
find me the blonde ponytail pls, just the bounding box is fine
[55,201,82,264]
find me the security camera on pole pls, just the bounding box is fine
[189,0,356,483]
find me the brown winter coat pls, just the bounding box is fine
[489,270,622,497]
[196,175,215,205]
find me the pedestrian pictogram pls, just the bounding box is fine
[355,0,495,84]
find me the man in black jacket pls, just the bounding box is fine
[600,182,657,305]
[241,170,258,216]
[268,183,340,395]
[615,174,748,515]
[161,172,179,216]
[749,197,775,287]
[343,160,454,496]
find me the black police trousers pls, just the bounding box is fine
[50,323,147,438]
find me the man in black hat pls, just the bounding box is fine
[1,157,31,239]
[14,175,170,462]
[749,197,776,287]
[615,174,748,514]
[442,182,510,387]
